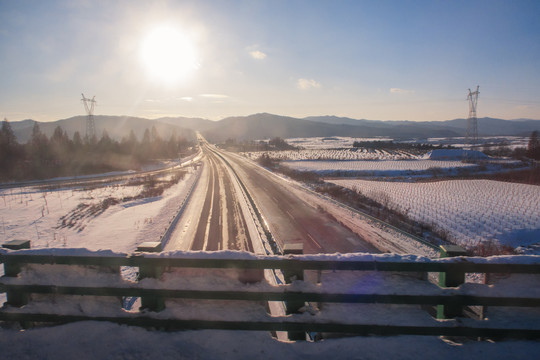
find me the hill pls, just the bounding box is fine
[11,116,196,143]
[9,114,539,144]
[305,116,540,137]
[154,116,216,132]
[200,113,460,142]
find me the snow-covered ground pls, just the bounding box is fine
[0,167,200,253]
[2,321,538,360]
[328,179,540,254]
[282,159,477,174]
[243,148,417,161]
[286,136,392,149]
[426,136,530,149]
[285,135,529,151]
[1,140,538,357]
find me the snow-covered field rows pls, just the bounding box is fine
[328,179,540,252]
[281,159,477,174]
[286,136,392,149]
[0,168,198,252]
[243,148,416,161]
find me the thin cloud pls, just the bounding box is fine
[145,96,193,103]
[200,94,229,99]
[390,88,414,94]
[249,50,267,60]
[297,78,322,90]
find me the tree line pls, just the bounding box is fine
[481,130,540,160]
[219,137,297,152]
[0,119,193,181]
[352,140,453,151]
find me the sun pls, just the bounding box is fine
[140,24,197,85]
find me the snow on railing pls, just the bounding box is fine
[0,249,539,339]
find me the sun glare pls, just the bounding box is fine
[140,25,197,86]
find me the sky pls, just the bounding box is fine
[1,0,540,122]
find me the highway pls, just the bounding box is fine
[220,150,379,254]
[166,136,379,255]
[165,140,254,252]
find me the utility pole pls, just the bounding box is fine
[81,93,97,141]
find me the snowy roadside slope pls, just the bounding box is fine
[299,188,439,256]
[0,168,200,253]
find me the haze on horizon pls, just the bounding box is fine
[1,0,540,123]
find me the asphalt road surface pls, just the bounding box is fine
[165,142,254,252]
[219,149,380,255]
[166,137,379,255]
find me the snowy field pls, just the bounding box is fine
[328,179,540,253]
[0,167,200,253]
[286,136,392,149]
[426,136,529,149]
[245,136,538,254]
[0,146,539,356]
[243,148,417,161]
[243,136,525,178]
[285,135,529,151]
[282,159,477,175]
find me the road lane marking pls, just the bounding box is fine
[307,233,322,249]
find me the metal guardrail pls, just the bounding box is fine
[0,252,538,273]
[0,250,539,339]
[158,164,203,248]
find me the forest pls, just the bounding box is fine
[0,119,193,181]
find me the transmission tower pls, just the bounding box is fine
[466,85,480,147]
[81,93,97,140]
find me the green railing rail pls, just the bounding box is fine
[1,251,539,273]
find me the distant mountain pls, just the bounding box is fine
[305,116,540,137]
[10,115,196,143]
[9,113,539,144]
[154,116,216,132]
[433,118,540,137]
[200,113,460,142]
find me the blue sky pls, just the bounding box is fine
[1,0,539,122]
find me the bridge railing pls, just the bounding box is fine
[0,249,539,340]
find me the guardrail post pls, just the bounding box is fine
[2,241,32,306]
[437,245,467,319]
[137,259,165,312]
[282,243,306,340]
[3,257,29,307]
[2,240,31,250]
